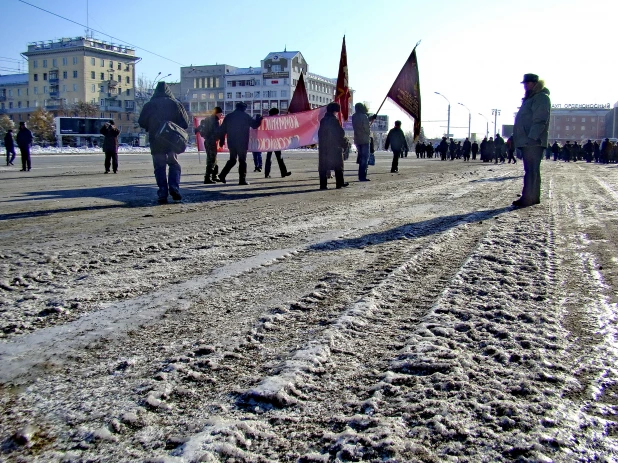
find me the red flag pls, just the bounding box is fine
[288,72,311,114]
[193,116,205,152]
[385,46,422,140]
[335,36,350,122]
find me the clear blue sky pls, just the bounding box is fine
[1,0,616,138]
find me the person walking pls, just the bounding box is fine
[138,81,190,204]
[583,139,594,163]
[438,137,448,161]
[551,141,561,161]
[480,137,488,161]
[506,135,517,163]
[512,73,551,208]
[4,129,16,166]
[384,120,409,173]
[318,102,348,190]
[195,106,223,184]
[494,133,506,163]
[99,120,120,174]
[448,138,456,160]
[593,140,601,163]
[471,139,479,160]
[601,138,612,164]
[252,151,263,172]
[352,102,377,182]
[264,108,292,178]
[462,138,471,162]
[217,102,263,185]
[16,122,33,172]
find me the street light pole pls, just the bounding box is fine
[458,102,471,138]
[435,91,451,138]
[491,109,501,137]
[478,113,489,138]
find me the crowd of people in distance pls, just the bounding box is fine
[546,138,618,163]
[418,134,517,164]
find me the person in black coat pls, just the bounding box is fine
[486,137,495,163]
[462,138,471,162]
[438,137,448,161]
[138,81,190,203]
[593,141,601,163]
[217,102,263,185]
[448,138,456,160]
[494,134,506,164]
[583,140,594,163]
[195,106,223,183]
[4,129,16,166]
[385,121,409,172]
[551,141,561,161]
[479,137,487,161]
[318,103,348,190]
[99,120,120,174]
[264,107,291,179]
[16,122,33,171]
[471,140,479,160]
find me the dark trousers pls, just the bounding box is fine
[357,143,369,180]
[507,150,517,163]
[521,146,543,204]
[104,150,119,172]
[391,150,401,171]
[319,169,344,189]
[205,143,218,178]
[152,152,181,199]
[219,148,248,182]
[252,152,263,170]
[19,145,31,170]
[265,151,288,177]
[6,146,16,165]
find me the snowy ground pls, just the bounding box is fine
[0,151,617,462]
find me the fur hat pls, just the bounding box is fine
[326,102,340,113]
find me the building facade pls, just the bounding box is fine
[0,36,140,142]
[548,106,610,143]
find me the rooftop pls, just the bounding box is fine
[25,36,136,56]
[0,73,29,86]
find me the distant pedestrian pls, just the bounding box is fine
[138,81,190,204]
[480,137,488,161]
[384,120,409,173]
[438,137,448,161]
[494,134,505,163]
[99,120,120,174]
[462,138,471,161]
[318,102,348,190]
[252,151,263,172]
[195,106,223,184]
[471,140,479,160]
[512,73,551,208]
[264,107,292,179]
[551,141,560,161]
[486,137,495,163]
[506,135,517,163]
[16,121,33,172]
[583,139,594,163]
[448,138,456,160]
[352,102,377,182]
[4,129,16,166]
[217,102,263,185]
[601,138,612,164]
[593,141,600,163]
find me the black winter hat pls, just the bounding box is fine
[326,102,340,113]
[521,73,539,83]
[269,107,279,116]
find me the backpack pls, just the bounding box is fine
[154,121,188,154]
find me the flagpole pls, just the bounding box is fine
[373,40,421,123]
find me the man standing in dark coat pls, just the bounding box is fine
[471,140,479,160]
[601,138,612,164]
[195,106,223,184]
[480,137,488,161]
[562,141,572,162]
[494,134,506,163]
[99,120,120,174]
[462,138,471,162]
[448,138,456,160]
[512,73,551,208]
[438,137,448,161]
[506,136,517,163]
[16,122,33,172]
[551,141,560,161]
[217,102,263,185]
[138,81,190,204]
[486,137,495,163]
[264,107,291,179]
[318,103,348,190]
[385,121,409,173]
[4,129,16,166]
[583,139,594,163]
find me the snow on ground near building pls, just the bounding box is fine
[0,152,617,462]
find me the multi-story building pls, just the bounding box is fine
[604,103,618,140]
[0,36,141,142]
[548,106,610,143]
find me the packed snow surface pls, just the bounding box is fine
[0,151,617,462]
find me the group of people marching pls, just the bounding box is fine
[547,139,618,163]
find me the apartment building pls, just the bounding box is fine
[548,106,609,143]
[0,36,140,141]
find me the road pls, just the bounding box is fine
[0,151,617,462]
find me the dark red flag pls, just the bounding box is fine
[288,72,311,114]
[335,36,350,122]
[386,46,422,140]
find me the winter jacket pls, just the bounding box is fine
[3,132,14,150]
[494,135,505,154]
[16,127,33,147]
[138,82,189,152]
[463,139,471,154]
[551,142,561,154]
[99,123,120,152]
[384,127,409,152]
[438,139,448,155]
[218,109,262,152]
[318,112,346,171]
[352,110,371,146]
[196,114,221,145]
[471,142,479,154]
[513,81,551,148]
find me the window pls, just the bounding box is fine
[73,57,78,65]
[591,117,596,122]
[17,89,21,96]
[26,101,29,107]
[34,74,38,81]
[110,74,114,81]
[91,71,95,79]
[581,126,585,130]
[73,70,78,78]
[91,84,96,92]
[52,58,57,67]
[582,118,586,122]
[73,84,77,92]
[117,62,121,70]
[126,89,130,96]
[218,92,224,99]
[62,84,67,92]
[43,86,48,94]
[34,87,38,94]
[43,59,47,68]
[201,93,207,100]
[43,73,47,81]
[91,57,95,65]
[33,60,38,68]
[281,90,287,98]
[125,76,130,84]
[566,126,570,131]
[192,93,197,99]
[254,91,260,98]
[272,64,281,72]
[100,59,105,67]
[236,92,242,98]
[62,57,67,66]
[9,102,12,109]
[8,90,12,97]
[215,78,220,87]
[63,71,68,79]
[210,93,215,100]
[100,73,104,80]
[227,92,232,98]
[18,101,22,108]
[109,60,114,68]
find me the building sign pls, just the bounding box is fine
[263,72,289,79]
[552,103,610,109]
